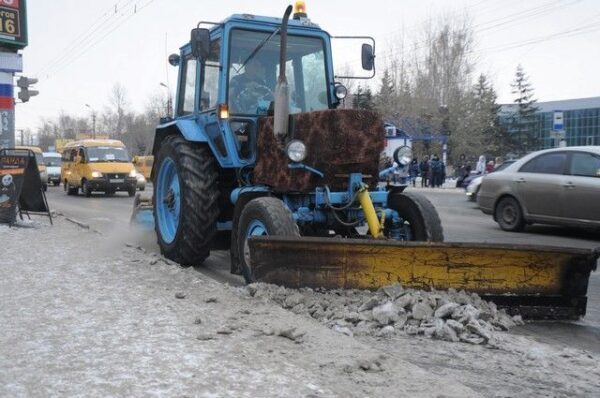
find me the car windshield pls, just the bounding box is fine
[87,147,130,162]
[44,156,61,167]
[34,153,45,166]
[228,29,328,115]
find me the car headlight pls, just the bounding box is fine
[129,170,138,178]
[91,171,103,178]
[136,174,146,182]
[286,140,307,163]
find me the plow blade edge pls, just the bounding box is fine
[249,236,599,320]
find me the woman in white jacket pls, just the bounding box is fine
[475,155,486,174]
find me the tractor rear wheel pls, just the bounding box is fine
[154,135,219,266]
[387,192,444,241]
[237,197,299,283]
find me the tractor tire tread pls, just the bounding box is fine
[237,197,299,283]
[154,134,219,266]
[388,191,444,242]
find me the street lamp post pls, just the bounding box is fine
[85,104,97,139]
[160,82,173,118]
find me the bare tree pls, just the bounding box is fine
[102,83,129,139]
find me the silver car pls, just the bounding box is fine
[478,146,600,231]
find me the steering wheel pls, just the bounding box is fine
[235,83,273,114]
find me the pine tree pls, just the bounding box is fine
[473,74,511,156]
[352,84,375,111]
[375,69,395,118]
[510,65,540,154]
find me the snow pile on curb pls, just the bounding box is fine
[246,282,524,346]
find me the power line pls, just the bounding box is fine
[40,0,157,80]
[36,0,135,78]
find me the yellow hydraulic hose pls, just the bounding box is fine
[357,185,384,238]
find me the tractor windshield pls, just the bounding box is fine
[228,29,328,115]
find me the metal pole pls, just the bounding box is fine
[92,113,96,139]
[0,71,14,149]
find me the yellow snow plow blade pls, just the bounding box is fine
[248,236,599,319]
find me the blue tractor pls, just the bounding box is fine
[149,3,443,283]
[140,3,600,320]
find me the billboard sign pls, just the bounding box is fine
[0,0,27,49]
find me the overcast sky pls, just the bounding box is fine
[15,0,600,132]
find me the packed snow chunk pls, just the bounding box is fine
[411,301,434,320]
[372,302,400,325]
[381,282,404,299]
[434,302,460,319]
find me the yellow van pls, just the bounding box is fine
[132,155,153,180]
[61,139,137,197]
[15,146,48,192]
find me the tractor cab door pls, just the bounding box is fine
[197,37,229,160]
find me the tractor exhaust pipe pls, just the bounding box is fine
[273,5,293,141]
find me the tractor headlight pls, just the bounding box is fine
[91,171,103,178]
[129,170,138,178]
[334,83,347,100]
[286,140,307,163]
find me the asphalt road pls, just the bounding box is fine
[44,183,600,353]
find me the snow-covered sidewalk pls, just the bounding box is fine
[2,218,599,397]
[1,218,476,397]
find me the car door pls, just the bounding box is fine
[561,151,600,223]
[515,151,568,220]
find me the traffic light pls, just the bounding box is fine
[17,76,39,103]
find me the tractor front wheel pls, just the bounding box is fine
[386,192,444,242]
[237,197,299,283]
[154,135,219,266]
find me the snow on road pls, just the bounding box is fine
[1,218,599,397]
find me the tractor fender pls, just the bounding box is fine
[151,119,209,179]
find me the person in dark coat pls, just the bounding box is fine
[430,154,444,188]
[409,158,419,187]
[419,156,430,187]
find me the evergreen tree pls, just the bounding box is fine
[510,65,540,154]
[473,74,511,156]
[352,84,375,111]
[375,69,395,118]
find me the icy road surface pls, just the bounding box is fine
[1,218,599,397]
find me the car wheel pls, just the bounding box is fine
[83,180,92,197]
[495,196,525,232]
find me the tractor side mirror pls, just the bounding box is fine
[361,43,374,71]
[190,28,210,59]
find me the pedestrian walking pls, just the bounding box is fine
[409,158,419,187]
[419,156,430,187]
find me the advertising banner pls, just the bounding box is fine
[0,0,27,49]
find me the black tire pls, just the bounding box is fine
[139,186,145,192]
[65,181,78,196]
[83,180,92,197]
[128,187,136,197]
[495,196,525,232]
[53,181,60,187]
[237,197,299,283]
[42,183,48,192]
[469,186,479,202]
[387,192,444,241]
[153,135,219,266]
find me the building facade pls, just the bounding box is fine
[501,96,600,150]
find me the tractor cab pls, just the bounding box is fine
[157,4,373,169]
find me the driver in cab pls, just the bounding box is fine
[229,58,271,114]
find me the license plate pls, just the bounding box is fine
[109,178,124,183]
